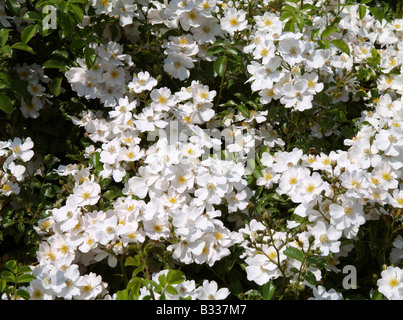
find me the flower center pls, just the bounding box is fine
[158,96,167,104]
[203,26,211,33]
[82,192,91,199]
[110,70,119,79]
[268,251,277,259]
[229,18,238,26]
[137,79,146,86]
[289,177,297,185]
[305,184,315,193]
[12,146,21,154]
[289,46,297,55]
[388,135,397,143]
[389,278,399,287]
[153,224,162,232]
[382,172,391,181]
[319,234,328,244]
[344,207,353,216]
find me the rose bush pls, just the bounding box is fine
[1,0,403,300]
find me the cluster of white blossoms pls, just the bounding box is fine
[136,269,229,300]
[65,41,134,107]
[91,0,139,27]
[0,137,34,198]
[26,66,248,298]
[238,5,403,298]
[245,3,403,112]
[14,63,52,119]
[150,0,223,80]
[239,89,403,294]
[16,0,403,300]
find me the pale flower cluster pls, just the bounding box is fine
[65,41,134,107]
[0,137,34,198]
[26,69,247,298]
[15,0,403,300]
[15,63,52,119]
[136,269,229,300]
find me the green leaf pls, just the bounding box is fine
[264,192,285,203]
[226,46,243,60]
[282,4,297,12]
[5,260,18,274]
[236,103,250,118]
[340,125,354,139]
[208,39,226,48]
[125,255,141,267]
[84,46,96,69]
[59,9,75,38]
[69,4,85,23]
[5,0,20,16]
[213,55,227,77]
[359,5,367,19]
[262,281,276,300]
[11,42,36,54]
[321,26,339,39]
[115,289,128,300]
[18,266,32,274]
[17,221,25,233]
[166,270,185,285]
[371,290,383,300]
[0,279,6,292]
[206,46,224,56]
[17,273,35,283]
[284,246,305,262]
[293,14,305,31]
[22,11,43,21]
[16,289,30,300]
[52,49,69,60]
[330,39,350,55]
[0,92,14,114]
[253,167,263,179]
[89,152,100,168]
[0,29,11,47]
[318,39,329,49]
[304,271,317,286]
[132,267,144,278]
[368,6,384,21]
[0,44,12,57]
[302,4,317,10]
[283,17,296,33]
[355,90,368,98]
[336,110,347,122]
[1,218,15,228]
[49,77,63,97]
[127,277,142,300]
[158,274,167,287]
[165,285,178,296]
[43,59,66,70]
[279,11,294,21]
[1,271,15,283]
[21,24,37,44]
[306,256,327,268]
